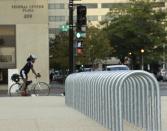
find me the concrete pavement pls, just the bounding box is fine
[160,97,167,131]
[0,96,109,131]
[0,96,166,131]
[0,80,167,131]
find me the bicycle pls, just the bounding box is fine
[9,73,50,96]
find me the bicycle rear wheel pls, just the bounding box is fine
[34,82,50,96]
[9,83,22,96]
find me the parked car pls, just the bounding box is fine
[83,68,93,72]
[51,70,64,82]
[157,69,167,81]
[106,65,129,71]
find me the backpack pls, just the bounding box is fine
[11,73,20,82]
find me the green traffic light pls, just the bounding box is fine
[76,32,86,38]
[76,32,81,38]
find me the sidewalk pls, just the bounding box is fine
[124,96,167,131]
[161,96,167,131]
[0,96,166,131]
[0,96,109,131]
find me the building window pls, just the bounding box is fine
[0,25,15,47]
[87,16,98,21]
[83,3,98,8]
[0,25,16,84]
[0,55,12,62]
[73,16,77,23]
[0,69,7,84]
[49,28,60,34]
[48,3,65,9]
[49,16,65,22]
[101,3,130,9]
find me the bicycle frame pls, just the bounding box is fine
[9,76,50,96]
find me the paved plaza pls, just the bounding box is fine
[0,96,166,131]
[0,96,109,131]
[0,81,166,131]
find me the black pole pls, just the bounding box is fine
[69,0,74,74]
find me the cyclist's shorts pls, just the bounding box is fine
[20,70,27,79]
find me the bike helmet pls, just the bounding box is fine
[27,54,37,61]
[30,54,37,60]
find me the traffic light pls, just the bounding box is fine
[76,5,86,56]
[77,5,87,28]
[76,32,86,39]
[76,40,83,48]
[76,40,83,55]
[77,48,83,55]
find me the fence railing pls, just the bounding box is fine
[65,70,161,131]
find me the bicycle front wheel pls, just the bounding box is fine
[34,82,50,96]
[9,83,22,96]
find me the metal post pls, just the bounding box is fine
[141,49,144,70]
[69,0,74,74]
[141,54,144,70]
[65,71,161,131]
[163,44,165,69]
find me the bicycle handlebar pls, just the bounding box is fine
[35,73,41,79]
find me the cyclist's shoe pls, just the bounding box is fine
[21,91,30,96]
[25,92,31,96]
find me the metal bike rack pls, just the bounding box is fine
[65,70,161,131]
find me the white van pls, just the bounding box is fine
[106,65,129,71]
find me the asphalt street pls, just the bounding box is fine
[159,82,167,96]
[0,81,167,96]
[49,81,167,96]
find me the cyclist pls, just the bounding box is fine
[20,54,40,96]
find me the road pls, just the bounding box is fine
[0,81,65,97]
[0,81,167,96]
[49,81,167,96]
[159,82,167,96]
[50,81,167,96]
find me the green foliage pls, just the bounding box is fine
[76,26,113,67]
[102,0,167,65]
[49,32,69,70]
[49,26,113,71]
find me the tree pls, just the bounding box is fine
[102,0,167,69]
[49,32,69,71]
[49,26,113,72]
[76,26,113,69]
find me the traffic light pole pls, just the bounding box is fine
[69,0,74,74]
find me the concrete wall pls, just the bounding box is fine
[0,0,48,24]
[16,24,49,82]
[0,0,49,84]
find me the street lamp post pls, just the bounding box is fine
[69,0,74,74]
[141,49,144,70]
[163,44,166,69]
[128,52,133,69]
